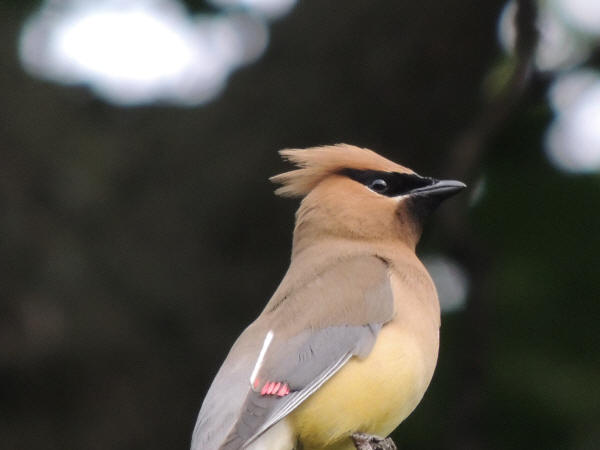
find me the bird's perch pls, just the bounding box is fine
[352,433,397,450]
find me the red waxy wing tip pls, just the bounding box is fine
[259,381,290,397]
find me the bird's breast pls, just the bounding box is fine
[287,307,439,450]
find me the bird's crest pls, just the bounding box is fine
[270,144,412,197]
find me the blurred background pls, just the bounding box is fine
[1,0,599,449]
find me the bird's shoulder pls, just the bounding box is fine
[260,252,394,330]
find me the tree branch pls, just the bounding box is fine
[437,1,539,449]
[352,433,398,450]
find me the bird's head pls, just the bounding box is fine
[271,144,465,254]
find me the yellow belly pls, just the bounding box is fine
[288,323,437,450]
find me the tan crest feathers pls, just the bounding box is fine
[269,169,316,197]
[270,144,412,197]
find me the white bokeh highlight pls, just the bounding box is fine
[498,0,600,174]
[554,0,600,36]
[498,0,590,71]
[423,255,469,313]
[546,71,600,173]
[19,0,274,106]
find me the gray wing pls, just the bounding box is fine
[192,255,394,450]
[191,325,265,450]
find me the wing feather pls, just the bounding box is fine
[192,255,394,450]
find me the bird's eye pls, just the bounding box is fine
[343,169,436,198]
[369,178,388,193]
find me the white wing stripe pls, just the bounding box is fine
[249,330,274,387]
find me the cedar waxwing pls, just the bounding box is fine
[192,144,466,450]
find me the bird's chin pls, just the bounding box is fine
[406,196,443,221]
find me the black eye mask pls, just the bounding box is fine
[341,169,435,197]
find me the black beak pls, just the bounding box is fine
[406,179,466,221]
[410,179,466,201]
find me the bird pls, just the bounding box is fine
[191,144,466,450]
